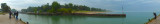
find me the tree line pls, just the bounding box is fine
[21,1,106,13]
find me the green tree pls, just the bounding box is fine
[34,8,38,13]
[11,9,17,12]
[51,1,61,13]
[22,1,107,13]
[57,8,72,13]
[21,9,27,12]
[42,3,50,12]
[48,9,55,13]
[1,3,11,12]
[68,3,73,8]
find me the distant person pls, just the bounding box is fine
[153,12,157,19]
[9,11,12,19]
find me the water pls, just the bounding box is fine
[18,12,156,24]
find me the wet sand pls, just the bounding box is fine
[0,14,26,24]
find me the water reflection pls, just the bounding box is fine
[18,13,125,24]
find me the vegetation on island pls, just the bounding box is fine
[21,1,107,14]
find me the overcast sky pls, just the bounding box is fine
[1,0,160,12]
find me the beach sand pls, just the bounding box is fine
[0,14,26,24]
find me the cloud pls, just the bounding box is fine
[1,0,160,12]
[1,0,122,11]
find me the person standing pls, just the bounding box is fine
[153,12,157,19]
[14,12,16,18]
[15,11,19,20]
[9,11,12,19]
[15,11,20,24]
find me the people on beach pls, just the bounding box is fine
[153,12,157,19]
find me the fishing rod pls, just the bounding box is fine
[121,0,126,24]
[121,0,125,14]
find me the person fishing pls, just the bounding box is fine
[153,12,157,19]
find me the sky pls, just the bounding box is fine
[1,0,160,12]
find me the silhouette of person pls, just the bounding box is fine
[14,12,16,18]
[9,11,12,19]
[27,22,29,24]
[153,12,157,19]
[15,11,19,20]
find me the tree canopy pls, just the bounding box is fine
[21,1,106,13]
[1,3,11,12]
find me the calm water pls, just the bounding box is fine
[18,12,157,24]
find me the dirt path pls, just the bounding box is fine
[0,14,26,24]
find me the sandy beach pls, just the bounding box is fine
[0,13,26,24]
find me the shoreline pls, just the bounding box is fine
[21,12,126,16]
[0,13,26,24]
[146,15,160,24]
